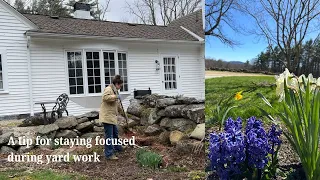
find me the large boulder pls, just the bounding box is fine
[147,108,162,124]
[0,146,16,154]
[156,98,176,108]
[181,104,205,123]
[55,130,78,138]
[169,130,186,145]
[190,123,205,140]
[159,118,196,132]
[144,124,162,136]
[81,132,104,139]
[76,111,99,120]
[93,119,103,127]
[176,96,199,105]
[0,132,13,145]
[54,116,78,129]
[118,116,139,128]
[77,117,90,124]
[157,109,166,117]
[142,94,168,108]
[127,99,145,117]
[164,105,186,118]
[1,126,38,146]
[38,124,59,135]
[76,121,94,132]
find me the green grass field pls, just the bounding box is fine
[205,76,282,125]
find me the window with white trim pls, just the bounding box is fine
[163,57,177,90]
[67,51,84,95]
[86,52,102,94]
[0,54,3,90]
[66,50,129,96]
[118,53,128,92]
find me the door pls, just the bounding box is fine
[161,55,180,94]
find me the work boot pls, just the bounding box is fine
[107,155,119,160]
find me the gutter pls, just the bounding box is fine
[26,31,204,44]
[26,35,34,116]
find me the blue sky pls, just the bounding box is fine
[205,8,319,62]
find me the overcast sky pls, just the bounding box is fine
[99,0,135,22]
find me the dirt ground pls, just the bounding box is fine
[205,71,273,79]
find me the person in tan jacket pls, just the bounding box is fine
[99,75,124,160]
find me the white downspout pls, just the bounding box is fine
[27,35,34,116]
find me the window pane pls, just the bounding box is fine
[123,69,127,76]
[119,61,123,68]
[110,69,115,76]
[77,86,84,94]
[105,78,110,85]
[95,77,101,84]
[68,61,74,68]
[87,69,93,76]
[87,61,93,68]
[104,61,109,68]
[0,73,2,81]
[94,69,100,76]
[76,69,82,76]
[110,61,115,68]
[124,84,128,91]
[75,52,82,60]
[172,58,175,64]
[70,86,76,94]
[86,52,92,59]
[77,78,83,85]
[76,61,82,68]
[88,77,94,85]
[93,52,99,59]
[0,81,3,89]
[69,78,76,86]
[88,86,94,93]
[94,60,100,68]
[173,82,176,89]
[163,57,177,90]
[123,61,127,68]
[109,53,114,60]
[69,69,75,77]
[122,54,126,60]
[105,71,110,77]
[95,85,101,93]
[67,52,74,61]
[118,53,121,60]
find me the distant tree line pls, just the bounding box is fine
[252,38,320,77]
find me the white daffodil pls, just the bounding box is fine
[275,68,298,101]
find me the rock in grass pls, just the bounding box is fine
[190,123,205,140]
[158,131,170,145]
[159,118,196,132]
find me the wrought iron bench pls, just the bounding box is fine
[34,93,69,124]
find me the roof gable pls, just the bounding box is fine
[0,0,37,29]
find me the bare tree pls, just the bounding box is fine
[96,0,111,20]
[205,0,239,46]
[126,0,201,26]
[239,0,320,73]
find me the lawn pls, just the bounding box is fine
[205,76,282,125]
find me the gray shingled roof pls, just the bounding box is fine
[23,10,203,41]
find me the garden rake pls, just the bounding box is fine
[192,137,205,154]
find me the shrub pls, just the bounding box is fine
[136,149,162,169]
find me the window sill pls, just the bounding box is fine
[0,90,9,94]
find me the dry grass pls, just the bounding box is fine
[205,70,273,79]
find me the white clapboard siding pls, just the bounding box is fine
[0,5,31,117]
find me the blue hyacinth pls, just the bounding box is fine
[209,116,282,179]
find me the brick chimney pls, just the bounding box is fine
[73,2,91,19]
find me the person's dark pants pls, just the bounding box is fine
[103,123,123,158]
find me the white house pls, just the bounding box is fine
[0,1,205,119]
